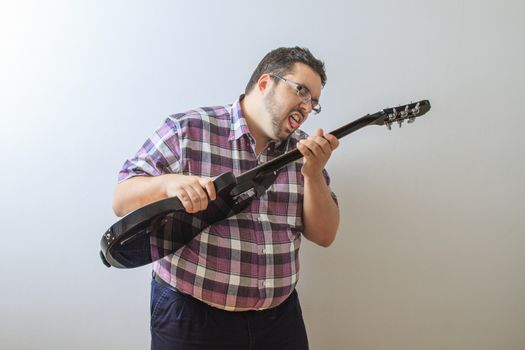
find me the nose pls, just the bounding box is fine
[298,99,314,115]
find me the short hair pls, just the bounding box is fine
[244,47,327,94]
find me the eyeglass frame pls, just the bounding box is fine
[269,74,322,114]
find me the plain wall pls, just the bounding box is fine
[1,0,524,349]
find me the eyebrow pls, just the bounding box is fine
[297,82,320,101]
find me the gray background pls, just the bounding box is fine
[1,0,524,349]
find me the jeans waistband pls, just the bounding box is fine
[152,271,181,294]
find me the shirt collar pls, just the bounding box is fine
[228,95,252,141]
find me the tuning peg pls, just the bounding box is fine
[397,119,403,128]
[400,105,409,119]
[386,121,392,130]
[390,108,398,121]
[408,116,416,123]
[411,102,420,116]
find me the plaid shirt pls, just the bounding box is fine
[118,96,336,311]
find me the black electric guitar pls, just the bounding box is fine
[100,100,431,268]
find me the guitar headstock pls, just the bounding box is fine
[373,100,431,129]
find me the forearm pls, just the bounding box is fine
[112,175,168,217]
[302,174,340,247]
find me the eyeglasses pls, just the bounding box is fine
[270,74,322,114]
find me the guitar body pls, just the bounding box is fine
[100,172,241,268]
[100,100,431,268]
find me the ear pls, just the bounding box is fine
[256,74,272,94]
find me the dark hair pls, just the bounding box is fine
[244,47,327,94]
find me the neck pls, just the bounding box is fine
[240,93,271,154]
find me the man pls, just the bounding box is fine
[112,47,340,350]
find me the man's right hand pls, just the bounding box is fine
[113,174,217,217]
[163,174,217,213]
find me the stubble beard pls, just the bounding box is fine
[263,88,290,141]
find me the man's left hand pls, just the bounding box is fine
[297,128,339,179]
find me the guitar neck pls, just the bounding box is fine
[236,111,385,181]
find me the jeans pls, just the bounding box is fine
[150,277,309,350]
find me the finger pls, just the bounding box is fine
[200,178,217,201]
[177,190,194,213]
[323,133,339,150]
[315,128,324,137]
[312,136,332,154]
[297,142,313,158]
[301,138,324,156]
[195,184,210,210]
[185,185,207,212]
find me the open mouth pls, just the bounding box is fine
[288,111,303,130]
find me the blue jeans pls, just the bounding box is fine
[150,277,309,350]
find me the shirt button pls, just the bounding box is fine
[262,248,267,254]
